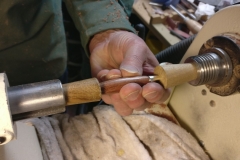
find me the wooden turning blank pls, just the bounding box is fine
[63,78,101,106]
[154,63,198,88]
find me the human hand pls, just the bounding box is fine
[89,30,170,116]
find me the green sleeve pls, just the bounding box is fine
[63,0,136,56]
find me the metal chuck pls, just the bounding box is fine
[185,47,232,86]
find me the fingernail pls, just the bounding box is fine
[108,75,121,79]
[124,90,141,101]
[100,74,107,79]
[143,91,157,99]
[99,74,107,81]
[121,66,139,74]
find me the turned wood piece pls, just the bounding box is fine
[63,63,198,106]
[63,78,101,106]
[183,18,202,34]
[154,63,198,88]
[100,76,150,94]
[63,77,150,106]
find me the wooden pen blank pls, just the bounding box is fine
[63,77,150,106]
[100,76,150,94]
[62,63,198,106]
[63,78,101,106]
[154,63,198,88]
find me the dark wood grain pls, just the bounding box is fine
[100,76,150,94]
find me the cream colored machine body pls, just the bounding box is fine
[169,5,240,160]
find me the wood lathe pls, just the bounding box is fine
[1,4,240,160]
[1,31,240,146]
[6,44,233,118]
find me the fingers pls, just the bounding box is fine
[97,69,122,105]
[98,69,149,116]
[118,83,169,114]
[120,44,159,77]
[119,83,147,110]
[89,30,171,116]
[97,69,109,81]
[98,69,171,116]
[120,45,147,77]
[120,53,144,77]
[110,93,133,116]
[97,69,122,81]
[142,82,171,104]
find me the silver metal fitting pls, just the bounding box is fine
[8,80,66,120]
[185,47,232,86]
[148,76,155,82]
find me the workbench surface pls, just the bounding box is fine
[132,0,181,47]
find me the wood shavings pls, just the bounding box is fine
[102,17,108,22]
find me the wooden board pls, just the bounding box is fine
[132,0,180,46]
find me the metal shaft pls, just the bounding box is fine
[169,4,187,20]
[8,79,65,116]
[177,4,197,20]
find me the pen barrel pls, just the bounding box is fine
[154,63,198,88]
[63,76,151,106]
[63,78,101,106]
[100,76,150,94]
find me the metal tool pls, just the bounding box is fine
[169,4,202,34]
[177,4,197,20]
[149,0,201,33]
[149,2,162,7]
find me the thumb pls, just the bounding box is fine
[120,47,147,77]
